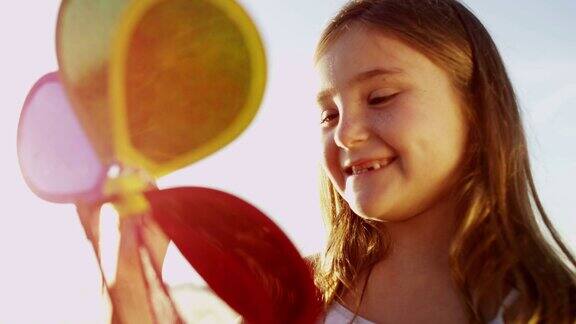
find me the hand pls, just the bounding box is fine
[76,201,173,324]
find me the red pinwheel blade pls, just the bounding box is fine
[145,187,322,324]
[17,72,106,203]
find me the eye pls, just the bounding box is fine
[368,92,399,105]
[320,110,339,125]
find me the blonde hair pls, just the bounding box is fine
[312,0,576,322]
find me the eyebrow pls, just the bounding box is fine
[316,68,403,106]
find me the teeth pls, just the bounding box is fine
[353,167,370,175]
[350,159,392,175]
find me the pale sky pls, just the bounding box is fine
[0,1,574,323]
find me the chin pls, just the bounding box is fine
[349,199,412,223]
[351,201,390,221]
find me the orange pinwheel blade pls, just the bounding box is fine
[145,187,322,323]
[56,0,133,166]
[110,0,267,177]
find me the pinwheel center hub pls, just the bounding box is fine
[103,164,154,217]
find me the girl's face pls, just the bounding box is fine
[316,25,469,222]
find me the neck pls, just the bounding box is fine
[341,196,469,322]
[378,196,459,274]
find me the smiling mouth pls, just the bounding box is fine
[345,157,398,176]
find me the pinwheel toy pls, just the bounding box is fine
[17,0,322,323]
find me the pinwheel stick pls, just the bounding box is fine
[76,194,182,324]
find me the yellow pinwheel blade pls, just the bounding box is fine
[110,0,267,177]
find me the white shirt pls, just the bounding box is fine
[321,289,519,324]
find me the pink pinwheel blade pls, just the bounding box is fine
[17,72,106,203]
[145,187,322,324]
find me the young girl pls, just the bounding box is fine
[310,0,576,323]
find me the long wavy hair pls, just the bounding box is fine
[312,0,576,322]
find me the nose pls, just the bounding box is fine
[334,109,370,149]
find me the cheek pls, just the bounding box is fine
[372,109,394,125]
[321,134,344,189]
[417,104,467,158]
[401,103,468,183]
[369,107,415,158]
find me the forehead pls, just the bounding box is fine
[316,25,430,88]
